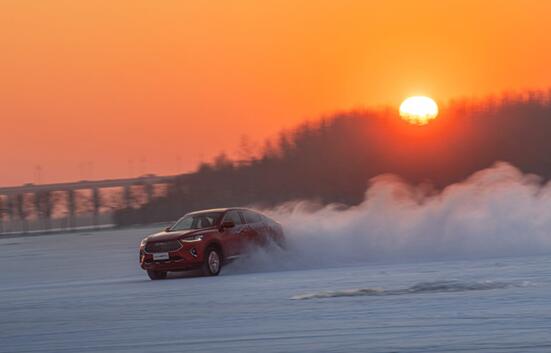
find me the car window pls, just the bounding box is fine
[170,212,223,231]
[244,210,262,224]
[222,210,243,225]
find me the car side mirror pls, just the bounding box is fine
[164,226,171,232]
[221,220,235,229]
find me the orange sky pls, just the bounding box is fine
[2,0,551,186]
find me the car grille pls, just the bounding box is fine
[145,240,182,253]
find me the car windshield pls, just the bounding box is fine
[169,212,223,231]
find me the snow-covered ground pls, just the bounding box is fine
[2,225,551,353]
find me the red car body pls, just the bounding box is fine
[139,208,285,280]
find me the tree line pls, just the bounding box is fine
[114,91,551,226]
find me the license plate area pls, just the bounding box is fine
[153,252,170,261]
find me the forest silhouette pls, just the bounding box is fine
[115,90,551,225]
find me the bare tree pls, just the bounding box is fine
[237,135,259,162]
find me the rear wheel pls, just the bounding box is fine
[202,247,222,276]
[147,270,167,280]
[274,235,287,249]
[268,228,286,249]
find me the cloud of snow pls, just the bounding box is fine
[228,162,551,272]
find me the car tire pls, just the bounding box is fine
[269,228,286,249]
[275,235,287,250]
[147,270,167,280]
[202,247,222,276]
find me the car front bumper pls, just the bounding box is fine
[140,242,204,271]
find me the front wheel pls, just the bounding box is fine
[202,247,222,276]
[147,270,167,280]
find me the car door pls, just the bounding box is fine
[220,210,246,258]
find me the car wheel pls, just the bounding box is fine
[275,235,287,250]
[269,229,286,249]
[147,270,167,280]
[202,247,222,276]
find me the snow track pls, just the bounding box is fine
[2,227,551,353]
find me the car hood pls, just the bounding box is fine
[144,227,216,242]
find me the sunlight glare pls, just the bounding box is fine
[399,96,439,125]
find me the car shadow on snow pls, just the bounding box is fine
[165,269,205,279]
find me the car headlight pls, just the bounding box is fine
[180,234,204,242]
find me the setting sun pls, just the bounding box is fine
[399,96,439,125]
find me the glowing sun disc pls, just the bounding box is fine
[399,96,439,125]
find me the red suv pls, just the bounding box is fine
[139,208,285,280]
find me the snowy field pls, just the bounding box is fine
[2,225,551,353]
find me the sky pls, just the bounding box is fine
[2,0,551,186]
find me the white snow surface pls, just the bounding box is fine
[2,225,551,353]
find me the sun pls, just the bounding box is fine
[399,96,439,125]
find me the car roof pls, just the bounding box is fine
[186,207,256,215]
